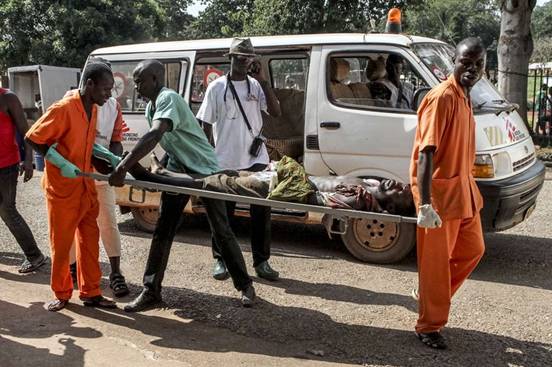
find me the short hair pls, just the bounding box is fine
[89,56,111,68]
[455,37,486,57]
[82,62,113,84]
[135,59,165,81]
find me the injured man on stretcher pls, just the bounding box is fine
[93,148,414,216]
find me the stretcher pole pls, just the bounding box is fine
[78,172,417,224]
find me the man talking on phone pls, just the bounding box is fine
[197,37,282,282]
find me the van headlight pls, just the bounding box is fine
[473,154,494,178]
[491,151,512,177]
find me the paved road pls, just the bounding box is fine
[0,171,551,366]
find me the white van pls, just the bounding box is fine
[88,33,545,264]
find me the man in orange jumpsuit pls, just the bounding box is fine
[410,37,486,349]
[26,62,117,311]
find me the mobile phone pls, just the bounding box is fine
[248,59,260,75]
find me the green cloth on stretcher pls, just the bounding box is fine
[267,156,315,203]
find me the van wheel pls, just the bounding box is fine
[131,207,159,233]
[340,218,415,264]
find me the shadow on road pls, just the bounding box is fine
[66,284,551,367]
[257,276,417,312]
[117,213,552,291]
[0,300,101,367]
[0,253,550,366]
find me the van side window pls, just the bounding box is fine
[327,54,429,111]
[111,61,182,112]
[191,64,230,102]
[270,58,308,91]
[263,58,309,162]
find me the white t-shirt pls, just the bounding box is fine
[96,97,118,148]
[196,75,268,170]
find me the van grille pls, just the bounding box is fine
[513,153,535,172]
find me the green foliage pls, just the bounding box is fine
[405,0,500,68]
[157,0,195,40]
[187,0,256,38]
[531,37,552,63]
[189,0,423,38]
[0,0,165,72]
[532,1,552,40]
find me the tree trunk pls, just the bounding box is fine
[497,0,536,126]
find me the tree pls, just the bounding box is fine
[530,37,552,63]
[187,0,256,39]
[0,0,165,72]
[405,0,500,70]
[531,1,552,40]
[497,0,537,125]
[188,0,422,39]
[157,0,195,40]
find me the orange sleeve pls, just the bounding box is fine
[25,103,67,145]
[110,101,124,142]
[417,92,452,152]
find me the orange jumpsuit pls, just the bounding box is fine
[410,75,485,333]
[26,92,101,301]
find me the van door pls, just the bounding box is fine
[315,45,433,181]
[104,52,196,161]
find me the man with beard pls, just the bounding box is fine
[410,37,486,349]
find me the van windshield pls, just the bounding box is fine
[412,43,514,111]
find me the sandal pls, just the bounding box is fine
[18,255,48,274]
[109,273,130,297]
[416,332,447,349]
[45,299,69,312]
[80,295,117,309]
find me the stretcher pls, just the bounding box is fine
[79,172,417,235]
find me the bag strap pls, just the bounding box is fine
[226,75,255,134]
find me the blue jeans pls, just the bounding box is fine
[0,164,43,261]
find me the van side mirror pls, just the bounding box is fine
[412,87,431,111]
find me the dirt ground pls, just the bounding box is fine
[0,171,551,367]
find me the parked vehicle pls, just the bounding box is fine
[88,31,545,264]
[8,65,81,170]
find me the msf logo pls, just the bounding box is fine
[505,118,525,143]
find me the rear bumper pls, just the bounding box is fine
[477,160,546,231]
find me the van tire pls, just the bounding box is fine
[131,207,159,233]
[340,218,415,264]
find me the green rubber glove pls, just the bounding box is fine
[92,143,121,168]
[45,143,81,179]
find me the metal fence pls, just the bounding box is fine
[528,68,552,146]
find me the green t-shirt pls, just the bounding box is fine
[146,87,220,174]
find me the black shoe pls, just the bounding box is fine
[212,259,230,281]
[124,290,162,313]
[18,254,48,274]
[240,284,256,307]
[416,332,447,349]
[254,261,279,281]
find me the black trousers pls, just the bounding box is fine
[143,191,251,295]
[0,164,43,262]
[211,163,271,267]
